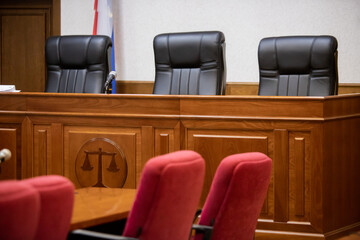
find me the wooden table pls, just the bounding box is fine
[70,187,137,230]
[0,92,359,239]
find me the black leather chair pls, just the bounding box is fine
[153,31,226,95]
[258,35,338,96]
[45,35,112,93]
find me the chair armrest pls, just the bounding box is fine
[192,224,213,240]
[69,229,138,240]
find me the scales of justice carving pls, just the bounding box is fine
[75,138,127,188]
[81,148,119,187]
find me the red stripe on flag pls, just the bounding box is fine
[93,12,98,35]
[93,0,98,35]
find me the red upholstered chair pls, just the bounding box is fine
[0,180,40,240]
[193,152,272,240]
[71,150,205,240]
[23,175,75,240]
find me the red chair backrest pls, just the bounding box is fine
[197,152,272,240]
[123,150,205,240]
[24,175,75,240]
[0,181,40,240]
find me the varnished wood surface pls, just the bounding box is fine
[336,231,360,240]
[70,187,136,230]
[116,81,360,95]
[0,92,358,119]
[0,92,359,239]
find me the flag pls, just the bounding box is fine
[93,0,116,94]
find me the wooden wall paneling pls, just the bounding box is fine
[337,83,360,95]
[33,123,63,176]
[322,117,360,235]
[50,123,63,175]
[65,126,137,189]
[274,129,289,222]
[178,121,187,150]
[154,129,170,156]
[0,8,48,91]
[117,81,154,94]
[189,129,270,208]
[320,95,360,237]
[225,82,259,95]
[255,231,325,240]
[174,121,183,151]
[24,94,181,116]
[51,0,60,35]
[225,82,360,96]
[33,125,50,176]
[288,132,311,223]
[21,116,33,178]
[0,0,60,92]
[141,126,154,183]
[1,93,359,240]
[37,129,47,175]
[294,137,305,217]
[0,127,18,179]
[154,122,181,156]
[310,124,324,233]
[159,134,169,155]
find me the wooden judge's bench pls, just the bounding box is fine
[0,92,359,240]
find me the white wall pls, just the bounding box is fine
[61,0,94,35]
[61,0,360,83]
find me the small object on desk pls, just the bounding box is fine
[0,85,20,92]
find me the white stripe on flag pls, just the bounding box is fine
[96,0,113,37]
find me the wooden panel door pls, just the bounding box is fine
[0,9,49,92]
[0,0,60,92]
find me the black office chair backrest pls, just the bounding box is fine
[153,31,226,95]
[258,35,338,96]
[45,35,112,93]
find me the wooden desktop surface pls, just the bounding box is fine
[70,187,136,231]
[0,92,359,240]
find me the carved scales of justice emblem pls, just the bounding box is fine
[75,138,127,188]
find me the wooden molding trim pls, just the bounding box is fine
[117,81,154,94]
[225,82,259,95]
[52,0,61,35]
[116,81,360,95]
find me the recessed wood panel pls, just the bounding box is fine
[295,137,305,216]
[34,124,63,176]
[65,127,137,189]
[190,133,269,207]
[0,128,18,179]
[289,132,312,223]
[154,128,177,156]
[159,134,169,155]
[294,137,305,216]
[274,129,289,222]
[34,128,48,176]
[33,125,51,176]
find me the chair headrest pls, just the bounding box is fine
[46,35,112,69]
[154,31,225,68]
[258,35,337,74]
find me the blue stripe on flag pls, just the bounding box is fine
[111,30,116,94]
